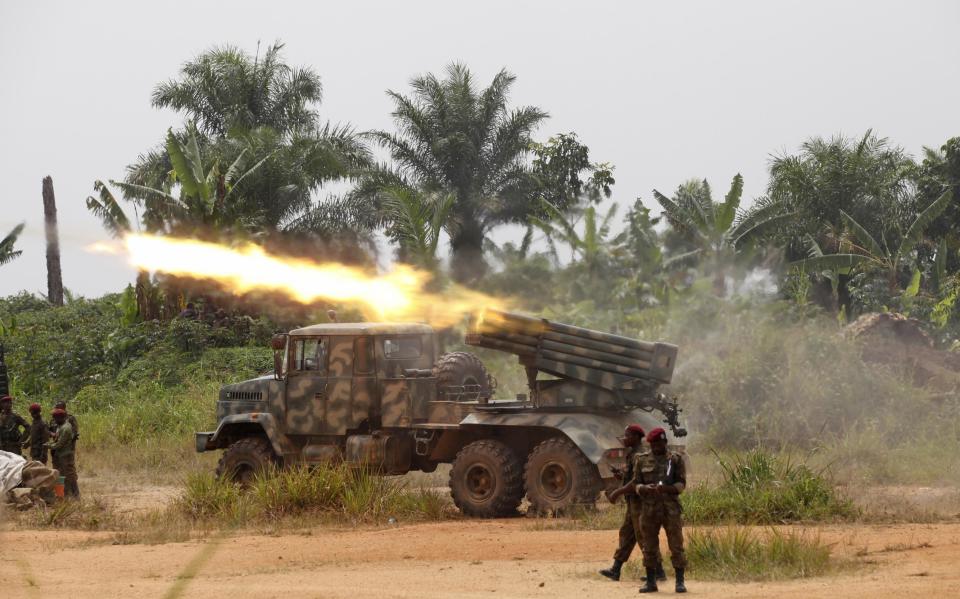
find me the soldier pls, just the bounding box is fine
[50,401,79,442]
[634,427,687,594]
[23,403,50,464]
[600,425,665,582]
[0,394,28,455]
[45,408,79,498]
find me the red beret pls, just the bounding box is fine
[646,427,667,443]
[625,424,646,436]
[29,403,42,412]
[52,408,67,417]
[0,395,12,403]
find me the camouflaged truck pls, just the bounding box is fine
[196,309,686,517]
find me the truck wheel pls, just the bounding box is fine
[449,440,524,518]
[434,352,492,400]
[525,437,601,514]
[216,437,277,486]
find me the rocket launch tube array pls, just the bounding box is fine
[468,309,677,385]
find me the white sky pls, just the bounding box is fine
[1,0,958,297]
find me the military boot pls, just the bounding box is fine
[674,568,687,593]
[655,561,667,581]
[638,568,658,593]
[599,559,623,581]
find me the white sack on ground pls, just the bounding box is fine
[0,450,27,494]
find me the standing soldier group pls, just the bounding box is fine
[0,394,80,498]
[602,424,688,593]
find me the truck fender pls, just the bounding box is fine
[203,413,294,457]
[458,410,667,478]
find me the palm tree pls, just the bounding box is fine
[152,42,321,137]
[379,186,454,271]
[123,42,371,236]
[763,130,915,261]
[367,63,548,283]
[653,174,789,293]
[792,189,955,293]
[0,223,25,266]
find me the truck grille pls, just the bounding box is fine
[226,391,263,401]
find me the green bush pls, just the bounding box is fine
[683,450,857,524]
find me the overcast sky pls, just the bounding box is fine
[2,0,958,298]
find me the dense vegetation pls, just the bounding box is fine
[2,42,959,488]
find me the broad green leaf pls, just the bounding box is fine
[166,128,201,199]
[898,189,954,258]
[903,268,921,298]
[731,212,795,247]
[223,148,249,186]
[839,209,884,259]
[716,173,743,233]
[85,181,131,237]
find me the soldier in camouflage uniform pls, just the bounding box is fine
[49,401,79,441]
[0,395,28,455]
[600,425,665,582]
[22,403,50,464]
[634,427,687,593]
[46,408,79,498]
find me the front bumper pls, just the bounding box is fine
[195,432,215,453]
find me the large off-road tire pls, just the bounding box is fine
[524,437,602,515]
[449,440,524,518]
[434,351,492,400]
[216,437,277,485]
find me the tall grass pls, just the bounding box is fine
[176,464,456,525]
[682,449,857,524]
[683,527,839,581]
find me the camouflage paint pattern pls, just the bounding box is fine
[199,317,686,483]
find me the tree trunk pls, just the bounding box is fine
[449,223,488,285]
[42,176,64,306]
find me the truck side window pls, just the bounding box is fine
[294,338,327,373]
[354,336,374,374]
[383,337,421,359]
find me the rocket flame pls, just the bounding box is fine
[112,233,506,327]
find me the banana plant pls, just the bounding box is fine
[0,222,25,266]
[94,123,274,235]
[792,188,954,293]
[654,174,794,294]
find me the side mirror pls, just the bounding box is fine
[271,334,288,380]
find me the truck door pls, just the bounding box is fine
[351,336,378,430]
[284,336,329,434]
[324,336,355,433]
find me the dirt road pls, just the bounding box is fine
[3,520,959,598]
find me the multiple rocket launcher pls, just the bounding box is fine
[465,309,678,404]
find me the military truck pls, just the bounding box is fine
[196,309,685,517]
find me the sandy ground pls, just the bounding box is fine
[3,517,960,599]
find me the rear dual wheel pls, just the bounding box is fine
[524,437,601,514]
[449,440,524,518]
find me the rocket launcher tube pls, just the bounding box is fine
[542,330,653,360]
[539,339,653,370]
